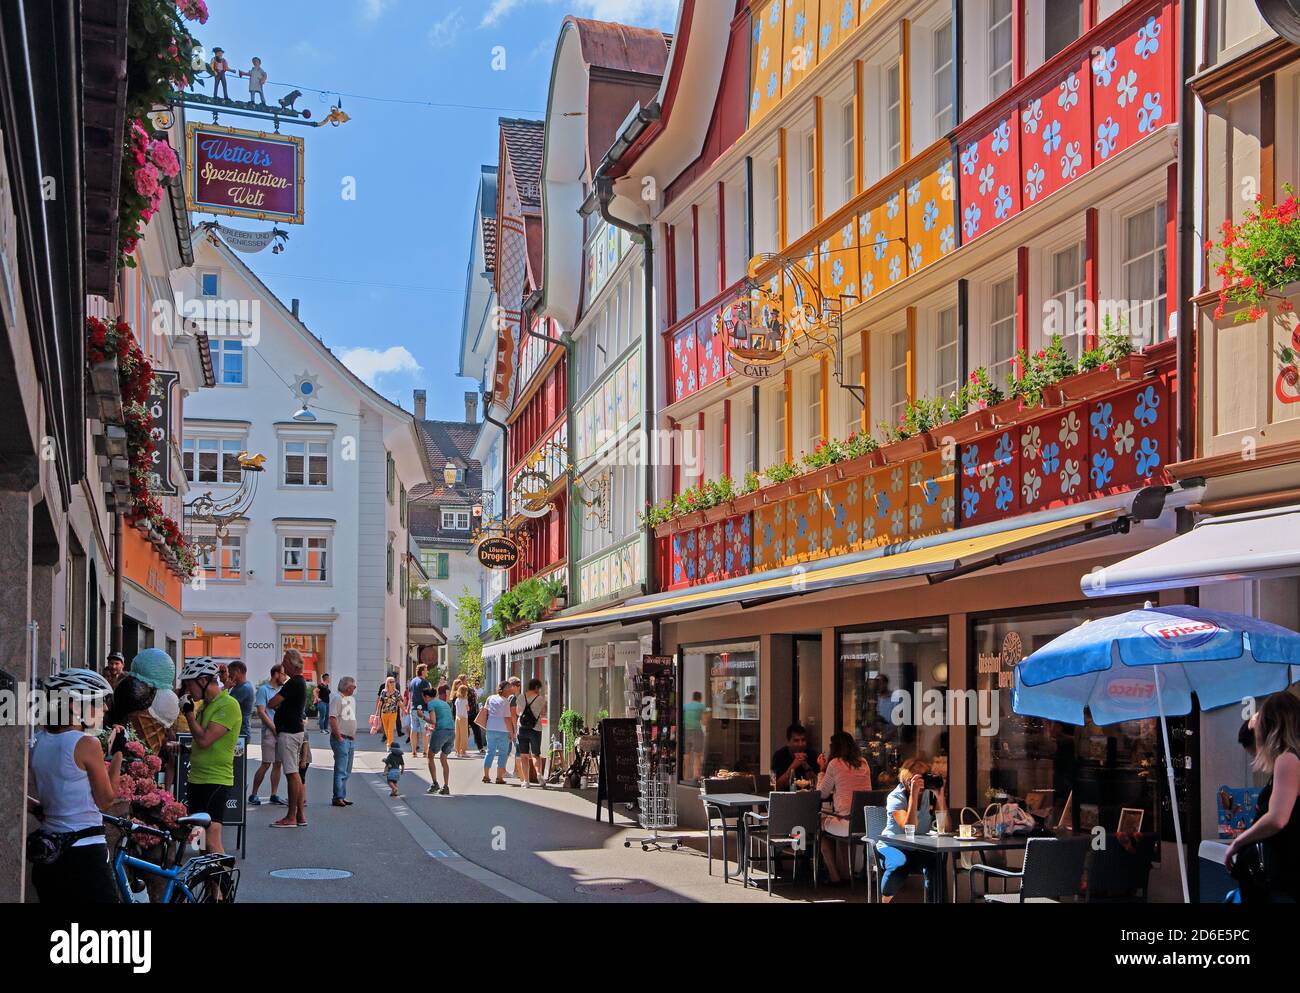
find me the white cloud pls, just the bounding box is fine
[481,0,678,29]
[428,7,464,47]
[339,345,422,386]
[361,0,393,22]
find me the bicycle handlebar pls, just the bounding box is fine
[104,814,169,840]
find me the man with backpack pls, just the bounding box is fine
[515,678,547,788]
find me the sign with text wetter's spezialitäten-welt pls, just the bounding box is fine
[185,122,304,224]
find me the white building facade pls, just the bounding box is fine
[179,233,429,694]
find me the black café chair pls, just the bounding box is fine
[701,775,756,880]
[743,790,821,895]
[842,790,888,888]
[969,836,1091,903]
[755,773,773,795]
[1084,832,1158,903]
[861,805,889,902]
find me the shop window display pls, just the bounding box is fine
[680,641,761,784]
[839,624,949,788]
[972,606,1169,836]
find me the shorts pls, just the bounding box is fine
[409,712,426,734]
[275,731,304,770]
[516,727,543,755]
[260,725,278,762]
[187,782,231,824]
[385,767,401,783]
[683,728,703,753]
[428,729,454,755]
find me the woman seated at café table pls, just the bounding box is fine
[816,731,875,883]
[877,755,946,902]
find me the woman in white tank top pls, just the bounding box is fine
[28,668,125,903]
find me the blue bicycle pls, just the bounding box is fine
[106,813,240,903]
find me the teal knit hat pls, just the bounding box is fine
[130,648,176,690]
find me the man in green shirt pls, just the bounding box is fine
[179,657,242,855]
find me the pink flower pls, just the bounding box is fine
[176,0,209,23]
[133,162,161,199]
[125,741,146,759]
[149,139,180,178]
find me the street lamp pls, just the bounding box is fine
[443,461,457,488]
[292,402,317,422]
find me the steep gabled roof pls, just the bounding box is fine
[500,117,545,212]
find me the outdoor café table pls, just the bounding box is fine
[861,830,1030,903]
[700,792,770,883]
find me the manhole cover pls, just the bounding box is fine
[574,878,658,895]
[270,868,353,880]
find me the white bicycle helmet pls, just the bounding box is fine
[43,667,114,703]
[180,657,223,682]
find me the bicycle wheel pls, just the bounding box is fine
[170,856,240,903]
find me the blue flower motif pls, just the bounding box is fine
[993,432,1014,466]
[978,163,995,196]
[751,90,761,114]
[760,47,770,70]
[960,143,979,176]
[821,24,832,51]
[1042,120,1061,156]
[1136,437,1161,475]
[876,490,890,517]
[909,242,923,271]
[994,184,1013,220]
[1135,15,1161,60]
[923,198,939,231]
[1092,46,1116,87]
[962,445,979,476]
[888,255,902,281]
[766,72,778,98]
[862,271,875,296]
[1138,92,1163,134]
[1041,441,1060,475]
[1116,70,1138,107]
[994,476,1014,511]
[834,503,847,529]
[940,224,955,253]
[1091,450,1115,488]
[886,194,901,219]
[1057,73,1080,110]
[754,22,762,45]
[873,230,888,260]
[1091,402,1113,440]
[764,523,774,547]
[783,60,792,87]
[1060,141,1082,179]
[1025,162,1045,201]
[923,479,940,505]
[1095,117,1119,159]
[793,11,806,39]
[962,485,979,519]
[907,178,921,205]
[1135,385,1160,426]
[832,259,845,286]
[991,119,1011,156]
[963,203,982,239]
[796,513,809,539]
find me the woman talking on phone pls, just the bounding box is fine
[27,668,125,903]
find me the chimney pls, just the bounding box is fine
[290,298,300,319]
[413,389,427,421]
[464,391,477,424]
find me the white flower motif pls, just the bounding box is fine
[1021,98,1043,135]
[891,508,905,536]
[1060,458,1082,494]
[1057,72,1080,110]
[1116,70,1138,108]
[1021,424,1042,459]
[940,495,955,524]
[978,462,996,492]
[891,467,904,492]
[1059,410,1081,447]
[1022,468,1042,503]
[909,504,923,531]
[978,163,995,196]
[1113,419,1135,456]
[910,460,924,486]
[863,513,876,540]
[1060,141,1083,179]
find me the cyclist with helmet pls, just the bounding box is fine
[179,657,242,855]
[27,668,125,903]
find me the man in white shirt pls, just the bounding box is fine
[328,677,358,807]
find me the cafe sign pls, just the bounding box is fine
[476,536,519,571]
[147,370,179,496]
[185,122,305,224]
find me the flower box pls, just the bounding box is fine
[1058,355,1145,401]
[702,502,735,524]
[762,479,801,502]
[730,490,763,516]
[932,409,990,444]
[987,396,1026,425]
[675,510,705,530]
[801,465,842,490]
[880,432,935,463]
[836,450,883,478]
[653,519,677,540]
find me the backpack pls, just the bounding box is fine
[519,692,542,730]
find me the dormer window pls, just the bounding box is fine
[441,508,471,531]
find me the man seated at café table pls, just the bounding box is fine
[877,755,946,902]
[771,723,819,791]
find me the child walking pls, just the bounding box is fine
[383,740,404,797]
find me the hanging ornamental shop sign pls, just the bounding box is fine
[476,536,520,571]
[716,253,847,380]
[147,370,179,497]
[185,122,305,224]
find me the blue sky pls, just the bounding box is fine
[192,0,678,422]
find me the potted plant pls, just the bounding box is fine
[761,460,801,501]
[878,397,937,462]
[837,430,882,477]
[800,436,849,489]
[938,369,1001,443]
[1066,316,1143,398]
[702,476,739,523]
[729,469,765,516]
[1003,335,1074,416]
[673,484,707,530]
[558,709,585,759]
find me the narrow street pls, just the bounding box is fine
[237,732,791,905]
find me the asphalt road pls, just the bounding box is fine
[232,730,797,904]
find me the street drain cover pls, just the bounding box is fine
[270,868,353,880]
[574,878,658,896]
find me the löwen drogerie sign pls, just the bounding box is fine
[185,122,305,224]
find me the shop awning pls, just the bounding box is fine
[544,503,1133,633]
[481,626,544,660]
[1083,503,1300,597]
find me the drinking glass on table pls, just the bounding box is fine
[904,823,917,840]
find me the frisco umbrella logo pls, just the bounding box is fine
[1140,619,1222,650]
[1105,675,1157,704]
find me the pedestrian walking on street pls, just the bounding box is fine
[329,676,357,807]
[481,681,515,785]
[179,657,242,855]
[374,676,402,750]
[268,650,309,828]
[315,673,331,735]
[424,685,454,795]
[407,664,430,755]
[249,663,286,806]
[384,740,405,797]
[507,676,523,782]
[453,683,470,757]
[515,678,547,788]
[467,682,485,753]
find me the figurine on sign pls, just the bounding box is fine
[322,104,350,127]
[239,56,268,105]
[210,47,231,100]
[278,89,303,111]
